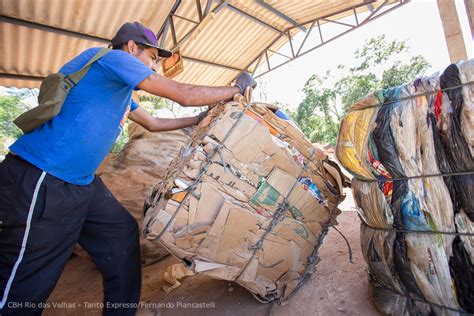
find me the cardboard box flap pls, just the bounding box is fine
[207,107,243,142]
[265,167,327,219]
[204,163,257,199]
[266,167,298,197]
[193,182,225,225]
[196,201,233,260]
[194,260,228,272]
[288,185,328,221]
[198,206,259,266]
[209,108,274,164]
[201,264,241,281]
[250,181,284,212]
[165,200,188,230]
[259,237,292,282]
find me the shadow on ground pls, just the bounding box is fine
[46,212,379,316]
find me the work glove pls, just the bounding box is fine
[235,72,257,94]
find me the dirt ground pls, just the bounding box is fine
[45,198,380,316]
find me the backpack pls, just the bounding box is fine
[14,48,110,133]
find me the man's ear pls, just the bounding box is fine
[125,40,137,54]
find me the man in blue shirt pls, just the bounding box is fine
[0,21,256,315]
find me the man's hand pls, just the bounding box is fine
[235,72,257,94]
[196,110,209,123]
[195,109,212,127]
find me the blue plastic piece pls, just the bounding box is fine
[275,109,291,120]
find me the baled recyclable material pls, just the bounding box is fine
[336,60,474,315]
[143,96,347,301]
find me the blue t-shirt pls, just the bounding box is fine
[10,47,154,185]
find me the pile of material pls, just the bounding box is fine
[98,123,192,264]
[336,60,473,315]
[142,95,346,302]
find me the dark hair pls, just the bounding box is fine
[110,41,148,51]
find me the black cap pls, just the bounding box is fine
[111,22,172,58]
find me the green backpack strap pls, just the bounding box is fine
[66,47,110,85]
[13,47,111,133]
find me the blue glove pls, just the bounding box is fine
[235,72,257,94]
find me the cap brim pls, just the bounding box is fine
[158,48,173,58]
[143,43,172,57]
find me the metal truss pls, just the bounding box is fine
[155,0,410,81]
[248,0,411,79]
[156,0,235,71]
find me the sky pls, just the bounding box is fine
[253,0,473,109]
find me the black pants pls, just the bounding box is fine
[0,154,141,315]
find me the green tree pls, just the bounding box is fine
[111,94,169,153]
[295,35,430,145]
[0,95,24,156]
[295,73,339,144]
[138,94,169,115]
[0,96,23,137]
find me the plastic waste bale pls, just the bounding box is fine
[336,60,474,315]
[142,96,347,302]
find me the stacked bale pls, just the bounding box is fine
[142,96,346,301]
[336,60,474,315]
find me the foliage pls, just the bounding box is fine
[112,94,168,153]
[0,96,23,138]
[138,94,169,116]
[0,96,24,157]
[295,35,430,145]
[111,124,130,153]
[295,73,340,145]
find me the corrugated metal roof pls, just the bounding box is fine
[0,0,174,39]
[0,0,402,88]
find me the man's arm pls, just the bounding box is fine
[137,73,240,107]
[128,107,200,132]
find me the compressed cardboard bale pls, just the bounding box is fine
[143,97,347,302]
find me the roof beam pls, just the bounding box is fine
[0,15,110,43]
[353,7,360,26]
[239,0,410,80]
[169,15,177,45]
[255,0,306,32]
[159,0,227,52]
[159,20,170,48]
[226,3,284,34]
[182,56,242,71]
[296,20,316,56]
[320,17,355,28]
[0,72,45,81]
[362,0,388,24]
[267,48,291,60]
[196,0,204,21]
[172,14,199,25]
[157,0,181,39]
[204,0,213,16]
